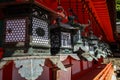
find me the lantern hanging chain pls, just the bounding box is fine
[76,0,78,14]
[76,0,79,21]
[82,2,85,23]
[68,0,74,16]
[58,0,61,6]
[68,0,71,9]
[57,0,67,19]
[89,13,92,31]
[68,0,78,18]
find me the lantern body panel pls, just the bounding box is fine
[50,27,73,55]
[30,17,49,46]
[61,32,71,48]
[50,29,60,55]
[5,18,26,43]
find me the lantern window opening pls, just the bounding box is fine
[31,17,49,45]
[5,18,26,43]
[61,32,71,48]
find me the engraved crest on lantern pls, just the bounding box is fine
[31,17,49,45]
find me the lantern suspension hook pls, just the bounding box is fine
[56,0,67,19]
[57,0,61,6]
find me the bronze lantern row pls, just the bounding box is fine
[0,1,112,61]
[0,2,79,57]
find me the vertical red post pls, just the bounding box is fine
[3,61,13,80]
[0,48,3,59]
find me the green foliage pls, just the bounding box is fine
[116,18,120,22]
[116,0,120,21]
[116,0,120,4]
[116,3,120,11]
[116,0,120,11]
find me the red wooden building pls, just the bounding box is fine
[0,0,117,80]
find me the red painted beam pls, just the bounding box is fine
[88,0,103,28]
[92,0,105,1]
[98,12,108,16]
[92,1,106,4]
[94,6,107,8]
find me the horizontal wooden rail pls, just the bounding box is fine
[93,62,114,80]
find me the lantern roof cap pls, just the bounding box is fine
[0,1,58,17]
[50,17,79,30]
[50,23,78,30]
[88,31,98,40]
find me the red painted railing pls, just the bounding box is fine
[93,62,114,80]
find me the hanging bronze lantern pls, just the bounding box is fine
[50,17,78,55]
[88,31,98,46]
[2,2,56,57]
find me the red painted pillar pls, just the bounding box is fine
[0,48,3,59]
[0,69,3,80]
[3,61,13,80]
[80,60,83,71]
